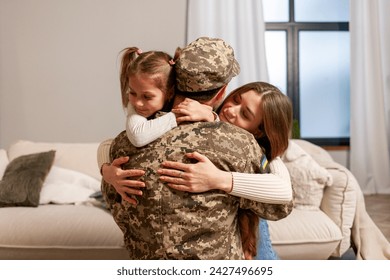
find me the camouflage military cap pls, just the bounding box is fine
[175,37,240,92]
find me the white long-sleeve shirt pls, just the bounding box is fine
[230,157,292,204]
[126,103,177,147]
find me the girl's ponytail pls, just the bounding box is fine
[119,47,140,107]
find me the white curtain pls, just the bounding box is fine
[186,0,269,94]
[350,0,390,194]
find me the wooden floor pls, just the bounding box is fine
[364,194,390,242]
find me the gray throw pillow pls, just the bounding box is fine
[0,150,55,207]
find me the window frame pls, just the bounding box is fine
[265,0,350,146]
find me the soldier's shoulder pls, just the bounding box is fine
[112,130,127,141]
[110,130,134,156]
[111,130,128,146]
[178,121,250,133]
[218,122,256,138]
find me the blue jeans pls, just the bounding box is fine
[254,219,279,260]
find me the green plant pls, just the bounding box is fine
[292,119,300,139]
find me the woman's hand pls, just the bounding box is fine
[172,98,215,123]
[157,152,232,193]
[102,156,145,205]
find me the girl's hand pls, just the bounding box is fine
[102,156,146,205]
[172,98,215,123]
[157,152,232,193]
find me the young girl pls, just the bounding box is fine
[118,47,214,148]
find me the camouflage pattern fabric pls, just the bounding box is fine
[101,121,292,260]
[175,37,240,92]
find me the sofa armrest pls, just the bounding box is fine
[321,164,357,257]
[293,139,357,257]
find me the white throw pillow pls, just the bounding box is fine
[0,149,9,179]
[40,166,101,205]
[282,141,333,210]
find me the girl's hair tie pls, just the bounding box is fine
[136,49,143,55]
[168,59,175,66]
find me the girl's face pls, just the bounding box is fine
[128,74,165,118]
[219,90,263,136]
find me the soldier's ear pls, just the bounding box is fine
[215,85,227,102]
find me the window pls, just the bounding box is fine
[263,0,350,146]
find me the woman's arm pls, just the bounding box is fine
[230,157,292,203]
[97,138,112,167]
[157,152,292,204]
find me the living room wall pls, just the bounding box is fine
[0,0,186,149]
[0,0,351,168]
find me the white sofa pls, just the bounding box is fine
[0,139,379,260]
[0,140,128,260]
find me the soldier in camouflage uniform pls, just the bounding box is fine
[101,37,292,259]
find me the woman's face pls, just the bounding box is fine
[128,74,165,118]
[219,90,263,136]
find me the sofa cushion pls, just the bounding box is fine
[0,151,55,207]
[282,141,333,210]
[0,149,8,179]
[268,209,342,259]
[0,204,128,260]
[7,140,101,180]
[292,139,334,166]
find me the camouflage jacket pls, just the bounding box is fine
[102,121,292,260]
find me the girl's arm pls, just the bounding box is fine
[158,152,292,204]
[172,98,217,123]
[126,104,177,147]
[127,99,217,147]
